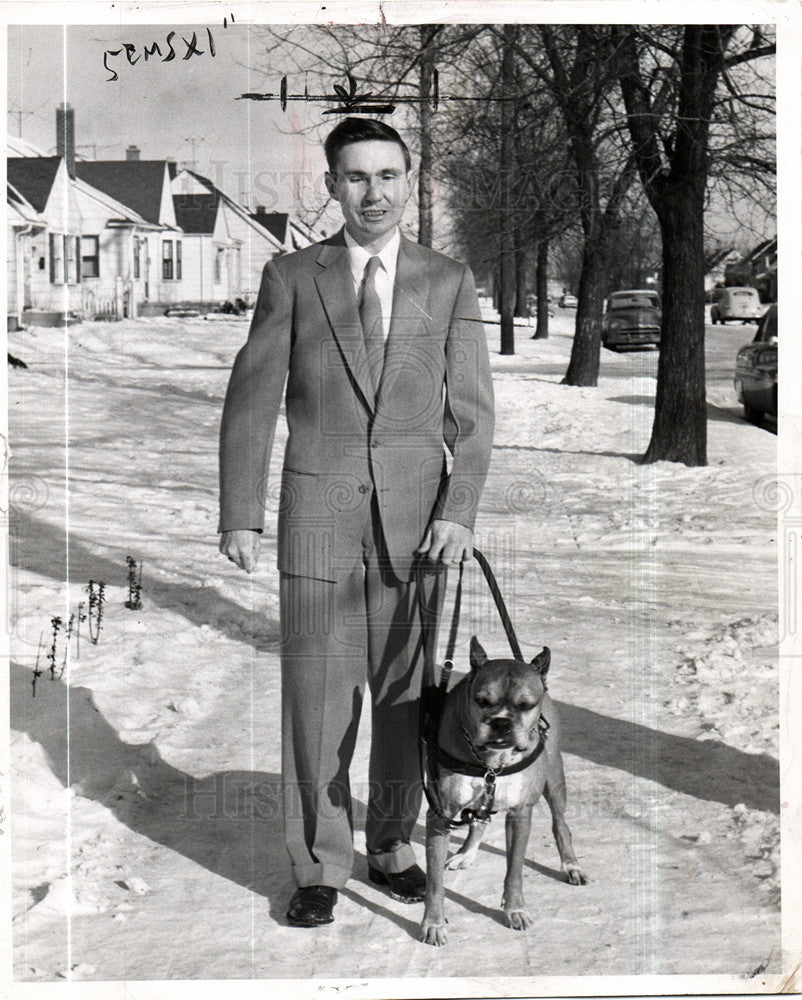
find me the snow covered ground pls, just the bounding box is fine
[6,307,782,992]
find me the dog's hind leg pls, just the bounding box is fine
[444,821,486,870]
[543,753,588,885]
[502,804,534,929]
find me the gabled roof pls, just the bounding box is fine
[171,167,284,251]
[743,237,777,264]
[704,246,735,272]
[74,160,169,224]
[7,157,62,213]
[8,182,46,227]
[173,192,219,234]
[250,210,289,244]
[7,134,51,158]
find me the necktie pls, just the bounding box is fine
[359,255,385,397]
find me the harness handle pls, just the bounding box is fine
[416,547,523,692]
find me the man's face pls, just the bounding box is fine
[325,139,414,249]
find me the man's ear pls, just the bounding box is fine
[405,169,418,200]
[324,171,340,202]
[469,636,488,672]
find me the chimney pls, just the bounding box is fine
[126,145,141,161]
[255,205,266,214]
[56,103,75,177]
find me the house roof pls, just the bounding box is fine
[250,210,289,244]
[74,160,169,224]
[172,192,219,234]
[7,182,46,227]
[7,134,51,158]
[6,157,61,213]
[744,237,777,264]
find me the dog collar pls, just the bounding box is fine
[436,715,549,778]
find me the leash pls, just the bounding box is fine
[416,548,536,829]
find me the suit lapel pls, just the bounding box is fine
[378,237,432,404]
[314,234,376,410]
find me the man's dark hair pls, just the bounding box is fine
[324,117,411,173]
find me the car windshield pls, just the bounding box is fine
[609,294,659,310]
[731,289,757,299]
[759,309,778,341]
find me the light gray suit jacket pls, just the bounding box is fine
[219,230,494,583]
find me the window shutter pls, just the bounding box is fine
[49,233,56,283]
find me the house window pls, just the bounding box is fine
[81,235,100,279]
[176,240,182,281]
[49,234,82,285]
[66,236,81,284]
[133,237,141,279]
[214,248,223,284]
[49,233,63,284]
[162,240,174,280]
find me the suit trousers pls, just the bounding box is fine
[280,495,428,889]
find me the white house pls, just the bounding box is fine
[6,155,168,324]
[7,157,84,320]
[171,169,285,304]
[75,160,187,311]
[7,182,46,329]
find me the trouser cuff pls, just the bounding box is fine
[292,862,352,890]
[366,842,417,874]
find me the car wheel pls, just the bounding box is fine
[744,403,762,425]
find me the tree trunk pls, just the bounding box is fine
[515,248,528,317]
[563,233,605,385]
[418,26,435,248]
[533,238,549,339]
[498,25,517,355]
[642,183,707,465]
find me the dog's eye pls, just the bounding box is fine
[475,696,493,709]
[517,702,536,712]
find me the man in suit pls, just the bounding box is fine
[219,117,494,927]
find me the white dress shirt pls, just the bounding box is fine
[344,227,400,342]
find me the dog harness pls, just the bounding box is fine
[432,716,550,828]
[416,550,549,830]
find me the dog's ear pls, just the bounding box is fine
[469,636,488,671]
[531,646,550,677]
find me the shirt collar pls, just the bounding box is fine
[344,227,401,284]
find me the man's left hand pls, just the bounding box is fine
[416,519,473,566]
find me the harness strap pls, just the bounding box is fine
[415,549,532,828]
[471,548,524,662]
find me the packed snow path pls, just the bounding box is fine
[8,311,780,984]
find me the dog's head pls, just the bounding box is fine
[463,635,550,767]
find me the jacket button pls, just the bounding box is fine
[358,484,369,494]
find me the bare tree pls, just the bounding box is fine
[615,24,775,465]
[508,25,640,385]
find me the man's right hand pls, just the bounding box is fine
[219,529,261,574]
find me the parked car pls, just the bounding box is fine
[559,292,578,308]
[734,304,777,424]
[602,289,661,350]
[710,286,764,324]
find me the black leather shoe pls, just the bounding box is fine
[286,885,337,927]
[368,863,426,903]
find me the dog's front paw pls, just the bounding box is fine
[562,861,588,885]
[444,849,479,871]
[420,914,449,946]
[504,907,533,931]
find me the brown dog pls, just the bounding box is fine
[420,637,587,946]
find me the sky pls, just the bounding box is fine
[6,20,776,249]
[7,22,333,216]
